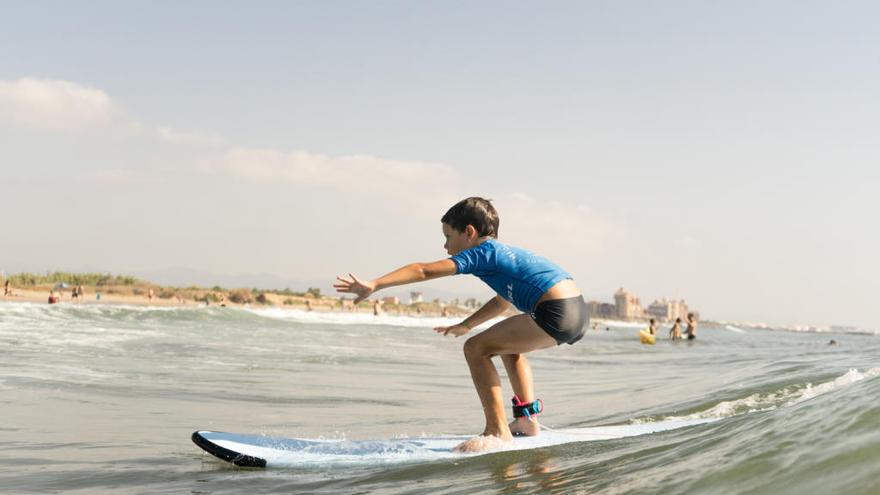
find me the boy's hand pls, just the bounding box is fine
[433,324,470,337]
[333,273,376,304]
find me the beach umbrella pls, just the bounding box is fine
[54,282,70,289]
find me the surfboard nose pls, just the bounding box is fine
[192,431,268,468]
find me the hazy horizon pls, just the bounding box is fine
[2,1,878,330]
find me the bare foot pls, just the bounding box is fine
[453,433,513,453]
[508,417,541,437]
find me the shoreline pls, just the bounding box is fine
[0,287,468,318]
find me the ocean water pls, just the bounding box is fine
[1,302,878,494]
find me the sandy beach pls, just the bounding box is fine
[1,285,472,318]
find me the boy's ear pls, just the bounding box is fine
[464,224,478,238]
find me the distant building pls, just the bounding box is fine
[409,291,423,304]
[647,298,689,322]
[587,301,616,319]
[382,296,400,305]
[647,299,672,321]
[614,288,643,320]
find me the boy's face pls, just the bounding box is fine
[442,223,476,255]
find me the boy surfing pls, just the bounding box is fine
[335,197,588,453]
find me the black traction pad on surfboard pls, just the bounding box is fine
[192,431,267,468]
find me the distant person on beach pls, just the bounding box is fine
[148,288,155,303]
[685,313,697,340]
[372,299,383,316]
[669,318,683,341]
[305,299,313,311]
[48,290,60,304]
[335,197,588,453]
[648,318,657,336]
[77,285,85,303]
[4,280,10,298]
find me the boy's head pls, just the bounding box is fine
[441,197,499,238]
[441,197,499,255]
[649,318,656,325]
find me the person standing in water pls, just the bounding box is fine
[669,317,683,341]
[648,318,658,336]
[335,197,588,453]
[685,313,698,340]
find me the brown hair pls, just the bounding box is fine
[441,197,499,238]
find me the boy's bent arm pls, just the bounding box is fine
[460,295,511,330]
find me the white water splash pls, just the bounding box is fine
[246,307,502,329]
[635,367,880,424]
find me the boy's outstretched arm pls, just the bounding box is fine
[334,259,457,304]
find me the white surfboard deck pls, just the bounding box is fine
[192,418,714,468]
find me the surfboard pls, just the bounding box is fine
[192,418,713,468]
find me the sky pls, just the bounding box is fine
[1,1,878,329]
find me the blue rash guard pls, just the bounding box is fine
[450,239,572,313]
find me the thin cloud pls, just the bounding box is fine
[198,147,460,198]
[0,77,138,135]
[0,78,214,146]
[497,192,626,258]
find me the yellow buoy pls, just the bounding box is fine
[639,329,656,345]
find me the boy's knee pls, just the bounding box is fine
[462,336,486,360]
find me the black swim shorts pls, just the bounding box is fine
[530,296,589,345]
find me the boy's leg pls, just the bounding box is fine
[501,353,541,436]
[457,314,556,452]
[501,353,533,402]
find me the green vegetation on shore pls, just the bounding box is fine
[7,272,140,287]
[2,271,466,316]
